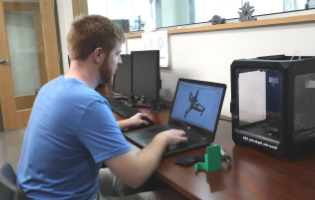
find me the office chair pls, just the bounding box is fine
[0,163,28,200]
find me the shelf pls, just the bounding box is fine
[126,14,315,38]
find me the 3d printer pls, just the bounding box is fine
[230,55,315,160]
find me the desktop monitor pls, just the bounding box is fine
[113,54,132,99]
[131,50,161,112]
[112,19,130,33]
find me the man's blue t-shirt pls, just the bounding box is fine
[16,76,131,200]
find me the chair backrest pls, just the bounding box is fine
[0,163,28,200]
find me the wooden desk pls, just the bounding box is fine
[97,86,315,200]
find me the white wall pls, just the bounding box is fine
[56,0,73,73]
[127,17,315,117]
[56,2,315,118]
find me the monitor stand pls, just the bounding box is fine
[114,95,137,104]
[127,95,137,104]
[132,96,150,108]
[132,96,161,112]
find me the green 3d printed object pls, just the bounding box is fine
[195,145,222,172]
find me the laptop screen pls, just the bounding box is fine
[170,81,224,132]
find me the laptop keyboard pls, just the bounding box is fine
[148,126,170,134]
[148,126,200,145]
[104,96,140,118]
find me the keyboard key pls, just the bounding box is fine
[104,96,141,118]
[149,126,200,145]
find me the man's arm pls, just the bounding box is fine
[116,113,153,130]
[104,129,187,188]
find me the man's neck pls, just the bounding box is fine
[64,59,100,89]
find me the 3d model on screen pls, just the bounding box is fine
[184,90,205,118]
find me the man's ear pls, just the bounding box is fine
[93,48,103,63]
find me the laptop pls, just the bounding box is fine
[124,78,226,156]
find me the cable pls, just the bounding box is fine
[159,97,170,109]
[291,50,301,60]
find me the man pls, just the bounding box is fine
[16,15,187,200]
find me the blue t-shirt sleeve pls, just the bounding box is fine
[77,100,131,163]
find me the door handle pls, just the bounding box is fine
[0,58,10,64]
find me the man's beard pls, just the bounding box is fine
[99,57,114,85]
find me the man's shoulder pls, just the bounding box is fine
[78,86,105,104]
[38,76,107,107]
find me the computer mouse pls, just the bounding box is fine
[142,117,154,125]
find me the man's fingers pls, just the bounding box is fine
[142,120,149,125]
[179,131,186,136]
[171,129,185,136]
[143,114,153,121]
[180,137,188,143]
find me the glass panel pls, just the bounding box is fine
[294,73,315,142]
[3,0,46,110]
[239,70,266,126]
[237,69,282,143]
[87,0,311,32]
[5,10,41,96]
[88,0,152,32]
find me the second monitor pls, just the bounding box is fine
[113,54,134,102]
[132,50,161,112]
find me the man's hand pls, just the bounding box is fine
[105,128,187,188]
[117,113,153,130]
[128,113,153,128]
[158,129,187,146]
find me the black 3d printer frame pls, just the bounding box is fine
[230,55,315,161]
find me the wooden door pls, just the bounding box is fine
[0,0,60,131]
